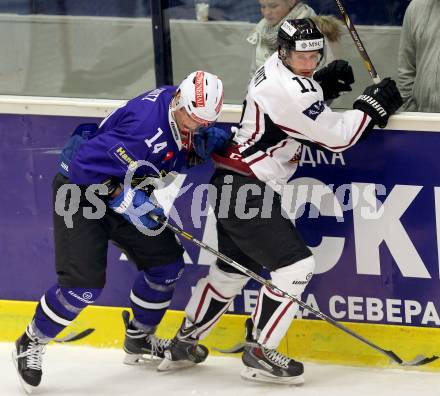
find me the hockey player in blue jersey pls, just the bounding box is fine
[12,70,228,393]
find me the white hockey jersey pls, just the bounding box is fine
[215,53,371,189]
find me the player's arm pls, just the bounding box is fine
[291,102,372,152]
[269,77,401,152]
[253,77,365,152]
[69,127,164,229]
[68,126,147,186]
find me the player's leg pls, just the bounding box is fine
[159,262,249,370]
[13,174,108,393]
[210,171,314,384]
[157,224,251,371]
[110,223,185,364]
[242,256,315,385]
[122,260,184,364]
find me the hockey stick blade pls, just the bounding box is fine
[149,214,438,368]
[383,350,438,366]
[400,354,439,367]
[53,328,95,343]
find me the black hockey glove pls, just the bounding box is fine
[314,60,354,101]
[353,77,403,128]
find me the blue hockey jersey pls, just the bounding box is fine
[62,86,187,186]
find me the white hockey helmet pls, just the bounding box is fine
[173,71,224,127]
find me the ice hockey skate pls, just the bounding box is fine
[240,318,304,385]
[12,326,48,394]
[122,310,173,365]
[157,318,209,371]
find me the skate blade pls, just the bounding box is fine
[123,352,161,365]
[157,357,196,372]
[12,350,37,394]
[240,367,304,385]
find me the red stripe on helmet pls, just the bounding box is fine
[195,71,205,108]
[215,89,224,114]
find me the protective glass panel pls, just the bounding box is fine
[3,1,434,113]
[167,1,259,105]
[0,1,154,99]
[168,0,411,108]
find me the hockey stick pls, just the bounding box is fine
[333,0,381,84]
[53,328,95,343]
[150,214,438,367]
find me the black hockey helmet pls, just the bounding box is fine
[278,18,325,64]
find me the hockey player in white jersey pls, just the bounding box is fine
[158,19,403,384]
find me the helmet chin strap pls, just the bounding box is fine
[168,102,184,150]
[170,99,193,150]
[170,93,180,115]
[278,48,292,72]
[280,54,294,73]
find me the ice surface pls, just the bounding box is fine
[2,342,439,396]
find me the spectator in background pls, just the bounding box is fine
[247,0,342,76]
[247,0,316,76]
[397,0,440,112]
